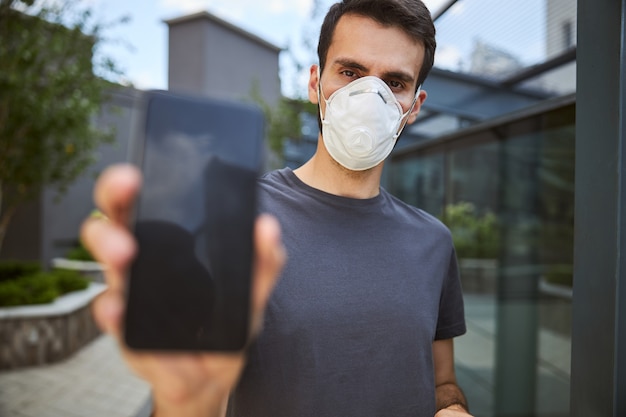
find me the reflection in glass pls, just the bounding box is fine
[388,103,574,417]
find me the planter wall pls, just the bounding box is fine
[0,283,105,370]
[51,258,106,283]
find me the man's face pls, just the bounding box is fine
[309,13,427,126]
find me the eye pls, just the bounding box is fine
[387,80,404,90]
[340,70,357,79]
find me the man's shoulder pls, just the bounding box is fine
[257,167,293,194]
[258,167,290,184]
[256,168,298,214]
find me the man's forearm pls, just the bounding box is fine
[435,382,470,413]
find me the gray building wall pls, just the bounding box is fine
[547,0,577,56]
[538,0,576,94]
[166,11,282,106]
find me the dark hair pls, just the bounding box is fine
[317,0,436,88]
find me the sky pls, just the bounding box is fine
[82,0,451,97]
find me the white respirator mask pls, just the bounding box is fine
[318,70,420,171]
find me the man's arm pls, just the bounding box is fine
[432,338,473,417]
[82,165,285,417]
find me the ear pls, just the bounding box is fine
[406,89,427,125]
[308,64,320,105]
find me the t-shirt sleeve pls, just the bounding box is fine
[435,247,467,340]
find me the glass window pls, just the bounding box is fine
[387,153,445,216]
[389,103,574,417]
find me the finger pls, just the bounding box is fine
[94,163,142,225]
[250,214,286,334]
[92,289,124,338]
[81,217,136,287]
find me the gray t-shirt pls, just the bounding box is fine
[228,168,466,417]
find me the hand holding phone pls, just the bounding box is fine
[81,164,285,414]
[124,91,265,351]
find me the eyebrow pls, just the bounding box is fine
[332,57,416,86]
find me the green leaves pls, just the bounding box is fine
[0,265,89,307]
[440,202,501,259]
[0,0,122,253]
[248,80,317,158]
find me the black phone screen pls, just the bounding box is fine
[124,91,264,351]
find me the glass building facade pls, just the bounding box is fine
[381,1,580,415]
[388,96,574,417]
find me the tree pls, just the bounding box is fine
[248,81,317,163]
[0,0,123,253]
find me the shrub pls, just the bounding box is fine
[65,242,95,262]
[0,281,25,306]
[0,266,89,307]
[0,261,41,283]
[439,202,501,259]
[544,264,573,287]
[0,273,59,306]
[53,268,89,293]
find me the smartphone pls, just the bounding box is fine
[124,90,264,351]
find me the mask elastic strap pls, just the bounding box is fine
[393,85,421,140]
[317,66,328,123]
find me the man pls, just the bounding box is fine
[82,1,472,416]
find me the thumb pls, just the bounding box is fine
[250,214,286,335]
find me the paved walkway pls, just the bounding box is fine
[0,335,150,417]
